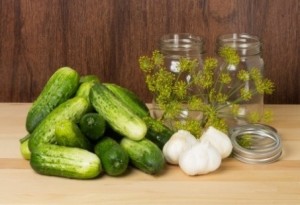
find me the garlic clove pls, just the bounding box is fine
[163,130,197,165]
[200,126,233,159]
[179,142,209,175]
[178,141,222,176]
[204,142,222,172]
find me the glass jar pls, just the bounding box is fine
[151,33,204,131]
[216,33,264,126]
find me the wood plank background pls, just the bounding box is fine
[0,0,299,104]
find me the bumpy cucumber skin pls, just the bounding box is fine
[104,83,150,116]
[55,120,92,150]
[76,81,98,112]
[79,112,106,141]
[145,123,174,150]
[28,97,101,179]
[26,67,80,133]
[104,83,173,149]
[94,137,129,176]
[120,138,165,175]
[28,97,89,151]
[30,144,101,179]
[90,83,147,141]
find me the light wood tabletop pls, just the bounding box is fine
[0,103,300,205]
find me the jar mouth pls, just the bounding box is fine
[159,33,203,51]
[217,33,261,56]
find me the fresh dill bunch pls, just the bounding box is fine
[138,47,275,137]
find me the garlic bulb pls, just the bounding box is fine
[200,126,233,159]
[179,141,222,176]
[163,130,197,165]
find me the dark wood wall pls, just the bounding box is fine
[1,0,299,103]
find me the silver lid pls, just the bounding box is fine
[230,124,282,164]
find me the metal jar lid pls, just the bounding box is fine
[229,124,282,164]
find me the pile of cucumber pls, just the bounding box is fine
[20,67,174,179]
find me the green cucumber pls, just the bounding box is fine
[120,138,165,175]
[90,83,147,141]
[30,144,101,179]
[76,81,99,112]
[94,137,129,176]
[104,83,173,148]
[55,120,92,150]
[26,67,80,133]
[104,83,150,116]
[28,97,101,179]
[28,97,89,150]
[79,112,106,141]
[79,75,100,84]
[144,119,174,150]
[20,134,31,160]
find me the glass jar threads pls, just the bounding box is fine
[216,33,265,126]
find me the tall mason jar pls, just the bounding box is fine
[152,33,204,129]
[216,33,264,125]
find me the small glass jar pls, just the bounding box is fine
[152,33,204,129]
[216,33,264,126]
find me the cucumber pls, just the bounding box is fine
[28,97,101,179]
[90,83,147,141]
[76,81,99,112]
[79,112,106,141]
[55,120,92,150]
[144,119,174,150]
[120,138,165,175]
[104,83,150,116]
[79,75,100,84]
[26,67,80,133]
[104,83,173,148]
[20,134,31,160]
[30,144,101,179]
[94,137,129,176]
[28,97,89,151]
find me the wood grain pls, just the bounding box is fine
[0,0,299,103]
[0,103,300,204]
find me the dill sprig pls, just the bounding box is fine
[138,47,275,138]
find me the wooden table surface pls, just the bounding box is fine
[1,103,300,205]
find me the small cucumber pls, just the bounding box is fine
[26,67,80,133]
[76,81,99,112]
[79,75,100,84]
[29,97,89,151]
[30,144,101,179]
[104,83,150,116]
[90,83,147,141]
[104,83,173,149]
[94,137,129,176]
[20,134,31,160]
[120,138,165,175]
[55,120,92,150]
[144,119,174,150]
[79,112,106,141]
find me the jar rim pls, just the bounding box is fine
[159,33,203,51]
[218,33,260,47]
